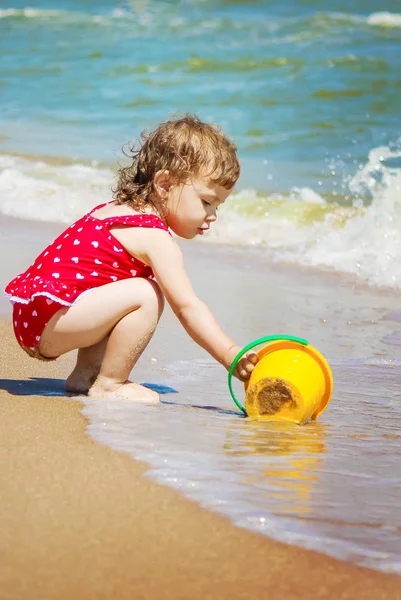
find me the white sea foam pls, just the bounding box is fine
[0,8,63,19]
[367,12,401,28]
[4,6,400,31]
[1,144,401,289]
[0,7,132,25]
[208,144,401,289]
[0,155,113,223]
[292,145,401,288]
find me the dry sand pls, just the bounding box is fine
[1,320,401,600]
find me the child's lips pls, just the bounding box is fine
[198,226,209,235]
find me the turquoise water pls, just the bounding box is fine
[80,241,401,575]
[1,0,400,188]
[1,0,401,286]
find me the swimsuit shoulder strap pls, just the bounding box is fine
[88,202,109,215]
[87,203,170,233]
[99,213,170,232]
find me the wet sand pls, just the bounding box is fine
[1,320,401,600]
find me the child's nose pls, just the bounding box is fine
[207,209,217,222]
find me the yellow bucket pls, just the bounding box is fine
[228,336,333,424]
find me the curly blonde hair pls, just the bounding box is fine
[113,114,240,210]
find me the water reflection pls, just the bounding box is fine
[224,420,327,515]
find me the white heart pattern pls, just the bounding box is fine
[54,257,60,262]
[73,240,80,245]
[94,259,102,264]
[71,257,79,263]
[91,241,99,248]
[91,271,98,277]
[110,276,117,281]
[52,273,60,278]
[56,245,62,250]
[77,227,83,232]
[35,336,40,341]
[76,273,85,280]
[46,299,53,305]
[95,225,102,230]
[130,270,137,276]
[112,262,119,268]
[23,322,28,328]
[32,310,37,317]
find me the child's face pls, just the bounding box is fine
[165,176,232,239]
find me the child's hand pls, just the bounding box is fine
[225,345,259,381]
[233,351,259,381]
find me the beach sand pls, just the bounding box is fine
[1,321,401,600]
[1,215,401,599]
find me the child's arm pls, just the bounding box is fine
[135,230,257,379]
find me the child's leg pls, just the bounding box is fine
[65,337,108,394]
[39,278,164,402]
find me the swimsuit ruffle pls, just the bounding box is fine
[5,292,73,306]
[5,276,80,307]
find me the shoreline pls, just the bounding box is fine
[1,319,401,599]
[1,210,400,320]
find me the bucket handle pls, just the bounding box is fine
[228,335,308,414]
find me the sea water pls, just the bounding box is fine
[1,0,401,288]
[79,243,401,575]
[83,355,401,573]
[1,0,401,574]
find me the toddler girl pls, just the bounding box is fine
[5,114,258,402]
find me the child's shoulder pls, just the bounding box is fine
[90,201,143,220]
[90,201,169,234]
[97,201,175,266]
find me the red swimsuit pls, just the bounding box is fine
[5,202,169,359]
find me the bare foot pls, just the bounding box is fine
[88,380,160,403]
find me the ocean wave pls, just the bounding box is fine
[105,56,302,77]
[0,6,138,26]
[208,144,401,289]
[0,6,264,32]
[0,8,64,19]
[284,10,401,31]
[0,7,93,24]
[298,145,401,288]
[0,154,113,223]
[3,6,400,38]
[367,12,401,28]
[1,144,401,290]
[0,5,281,44]
[273,10,401,44]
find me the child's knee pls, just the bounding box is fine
[140,279,165,320]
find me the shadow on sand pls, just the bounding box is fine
[0,378,242,417]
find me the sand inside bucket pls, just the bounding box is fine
[245,377,299,418]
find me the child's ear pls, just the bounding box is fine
[154,170,172,199]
